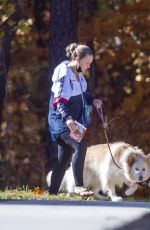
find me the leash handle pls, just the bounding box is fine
[97,107,122,170]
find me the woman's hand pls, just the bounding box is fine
[66,118,82,140]
[93,99,102,109]
[66,118,77,133]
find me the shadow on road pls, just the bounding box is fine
[114,213,150,230]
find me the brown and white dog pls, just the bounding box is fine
[46,142,150,201]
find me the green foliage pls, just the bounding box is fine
[97,0,109,11]
[0,0,33,46]
[97,0,142,11]
[126,0,135,3]
[0,1,15,26]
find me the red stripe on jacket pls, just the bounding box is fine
[53,97,69,108]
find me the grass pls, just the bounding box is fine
[0,187,94,201]
[0,187,149,202]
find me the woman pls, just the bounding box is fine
[48,43,102,196]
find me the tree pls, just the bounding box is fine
[45,0,79,165]
[49,0,79,70]
[0,0,20,124]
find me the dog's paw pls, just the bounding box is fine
[125,190,132,196]
[94,194,109,201]
[111,196,123,202]
[66,192,72,197]
[125,184,138,196]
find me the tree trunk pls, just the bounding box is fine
[0,0,19,124]
[49,0,79,70]
[33,0,49,48]
[0,34,11,124]
[46,0,79,162]
[0,0,20,157]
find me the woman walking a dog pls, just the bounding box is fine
[48,43,102,197]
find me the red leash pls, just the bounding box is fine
[97,107,122,170]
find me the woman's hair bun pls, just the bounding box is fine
[66,43,78,59]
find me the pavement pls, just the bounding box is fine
[0,200,150,230]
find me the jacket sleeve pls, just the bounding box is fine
[80,74,95,106]
[84,91,96,105]
[52,75,72,121]
[56,101,71,121]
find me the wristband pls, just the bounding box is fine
[65,116,73,122]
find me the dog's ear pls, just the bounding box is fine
[127,154,138,167]
[123,143,136,151]
[123,143,131,149]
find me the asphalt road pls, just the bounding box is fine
[0,200,150,230]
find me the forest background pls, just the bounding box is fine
[0,0,150,190]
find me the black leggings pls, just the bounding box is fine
[48,131,87,194]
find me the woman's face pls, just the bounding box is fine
[78,54,93,73]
